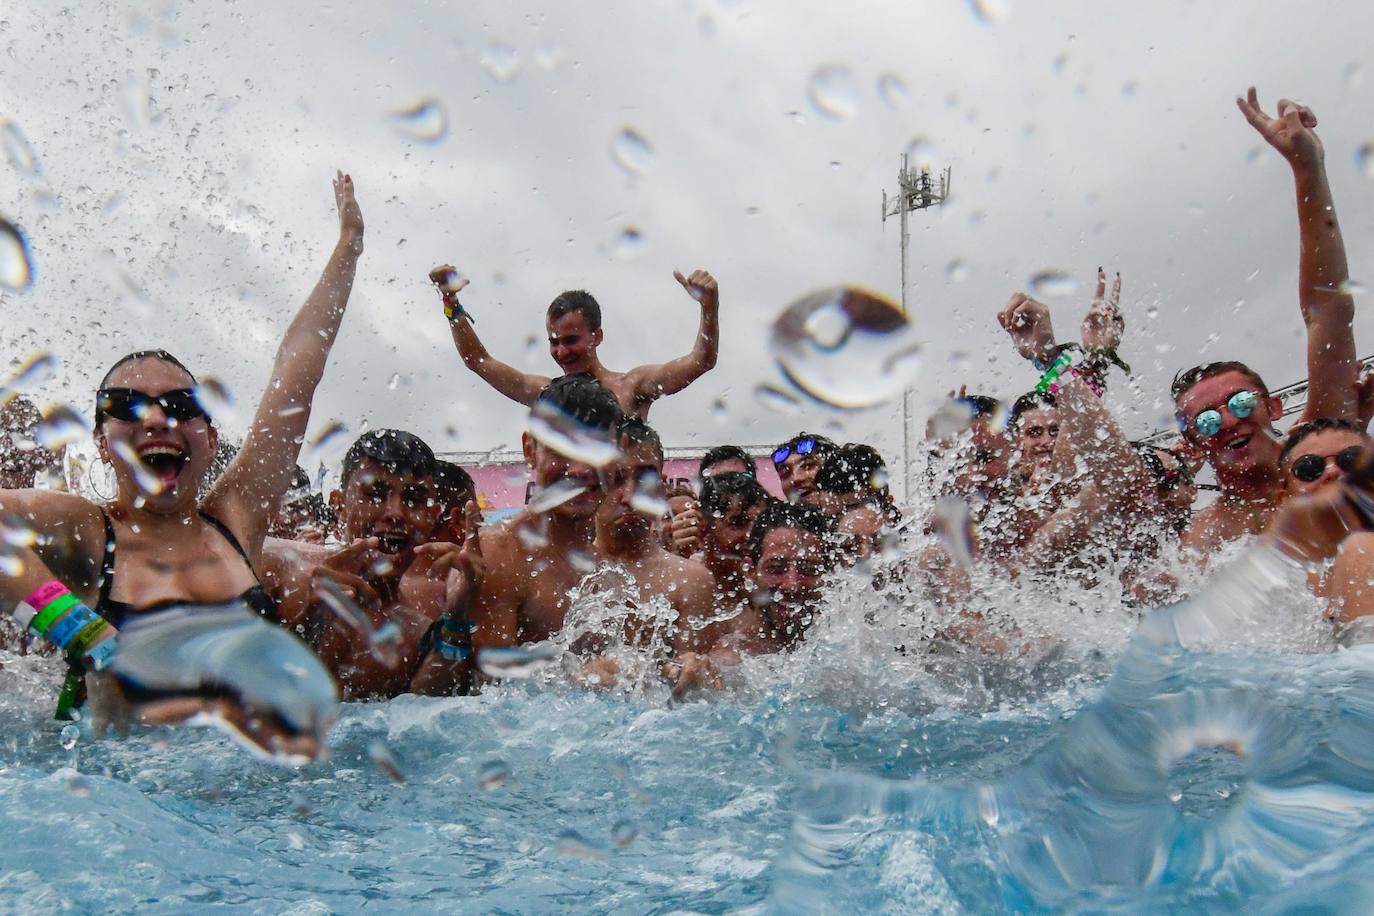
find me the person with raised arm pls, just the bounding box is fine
[428,266,720,419]
[0,172,365,760]
[1172,87,1360,559]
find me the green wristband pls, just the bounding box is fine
[66,617,112,660]
[31,593,79,636]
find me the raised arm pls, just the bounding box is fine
[429,265,550,407]
[206,172,365,557]
[629,269,720,402]
[1237,87,1358,423]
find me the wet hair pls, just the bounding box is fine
[95,350,199,425]
[1129,441,1194,491]
[1008,391,1056,430]
[547,290,603,333]
[1278,417,1370,468]
[340,429,436,486]
[1170,360,1270,403]
[533,373,623,433]
[617,417,664,463]
[700,472,769,518]
[699,444,757,479]
[432,459,477,511]
[960,395,1001,419]
[772,432,837,464]
[748,502,833,562]
[816,445,887,495]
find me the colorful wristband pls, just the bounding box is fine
[66,616,112,659]
[81,636,118,672]
[23,580,70,610]
[30,593,79,637]
[443,296,474,323]
[1035,352,1074,394]
[46,603,94,647]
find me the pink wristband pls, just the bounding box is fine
[23,580,70,611]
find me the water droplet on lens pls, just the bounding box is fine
[904,136,935,168]
[611,819,638,847]
[1356,143,1374,179]
[528,399,621,468]
[1340,279,1366,296]
[807,65,858,120]
[0,118,37,174]
[1146,305,1160,319]
[304,420,348,463]
[368,740,405,783]
[65,774,92,797]
[928,398,975,439]
[555,828,607,860]
[769,287,920,409]
[945,259,969,283]
[478,759,511,790]
[876,73,907,108]
[967,0,1009,23]
[614,226,644,259]
[392,98,449,143]
[480,42,520,82]
[192,376,236,424]
[1028,270,1078,297]
[477,643,559,679]
[2,351,56,394]
[610,127,654,176]
[526,478,591,513]
[754,384,802,416]
[35,405,88,451]
[0,217,34,290]
[59,724,79,750]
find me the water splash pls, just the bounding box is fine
[769,287,921,409]
[368,740,405,783]
[478,759,511,790]
[0,217,34,290]
[610,127,654,176]
[109,438,166,496]
[807,66,858,120]
[312,578,402,668]
[392,99,449,143]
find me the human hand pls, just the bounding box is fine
[428,263,470,296]
[673,269,719,309]
[667,505,703,557]
[311,537,385,626]
[661,651,723,698]
[401,501,486,617]
[1236,86,1323,170]
[1080,268,1124,351]
[997,292,1056,362]
[579,655,620,689]
[334,171,364,251]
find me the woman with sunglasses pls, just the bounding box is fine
[0,171,364,760]
[1278,418,1372,499]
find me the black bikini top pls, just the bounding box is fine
[96,509,280,629]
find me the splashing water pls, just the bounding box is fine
[807,66,859,120]
[109,438,166,496]
[368,740,405,783]
[34,405,89,451]
[0,352,57,397]
[0,218,34,290]
[312,578,402,668]
[478,759,512,790]
[610,127,654,177]
[769,287,921,409]
[392,99,449,143]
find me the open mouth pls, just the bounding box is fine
[1221,434,1251,459]
[136,443,188,486]
[372,532,411,555]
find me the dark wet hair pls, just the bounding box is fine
[340,429,435,486]
[748,502,833,563]
[617,417,664,463]
[772,432,837,464]
[1278,417,1370,468]
[1170,360,1270,403]
[959,395,1001,419]
[701,472,769,518]
[432,459,477,511]
[816,445,887,495]
[1008,391,1056,430]
[700,444,757,479]
[534,373,623,433]
[95,350,199,425]
[547,290,603,333]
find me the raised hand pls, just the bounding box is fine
[673,269,719,309]
[997,292,1057,363]
[667,504,704,557]
[428,263,470,296]
[1081,268,1124,351]
[1236,86,1323,169]
[333,171,364,251]
[311,537,384,624]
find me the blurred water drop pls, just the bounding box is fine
[109,439,165,496]
[392,99,449,143]
[1146,305,1160,320]
[945,259,969,283]
[0,218,34,290]
[0,118,37,174]
[611,819,638,847]
[313,579,401,667]
[35,405,88,451]
[610,127,654,177]
[59,724,79,751]
[769,287,920,409]
[876,73,907,109]
[1346,63,1365,91]
[904,136,935,168]
[528,399,620,468]
[526,478,591,513]
[807,66,858,120]
[387,372,402,391]
[305,420,348,463]
[930,496,975,568]
[368,740,405,783]
[480,42,520,82]
[614,226,644,259]
[968,0,1010,24]
[64,774,93,797]
[1029,271,1078,297]
[1340,279,1366,296]
[478,759,511,790]
[477,642,560,679]
[4,352,58,394]
[629,468,669,518]
[754,384,803,416]
[927,399,976,439]
[555,829,607,860]
[1356,143,1374,179]
[192,376,236,424]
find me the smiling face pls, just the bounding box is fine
[1014,407,1059,477]
[336,458,441,560]
[705,494,764,564]
[776,450,824,502]
[546,311,602,375]
[1283,428,1370,498]
[756,526,826,631]
[1176,369,1283,483]
[95,356,217,514]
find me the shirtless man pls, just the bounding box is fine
[771,432,837,506]
[1173,88,1359,559]
[410,374,623,694]
[429,265,720,420]
[698,472,770,607]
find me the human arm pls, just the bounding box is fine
[206,173,365,559]
[1237,87,1357,423]
[429,265,550,406]
[627,269,720,403]
[411,526,513,695]
[0,491,107,609]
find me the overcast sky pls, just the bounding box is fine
[2,0,1373,497]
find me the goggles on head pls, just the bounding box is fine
[95,388,207,424]
[773,437,816,465]
[1290,445,1364,482]
[1183,390,1260,438]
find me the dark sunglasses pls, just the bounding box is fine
[1290,445,1364,483]
[95,388,207,424]
[773,437,816,465]
[1180,390,1259,438]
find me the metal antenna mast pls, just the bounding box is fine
[882,153,951,499]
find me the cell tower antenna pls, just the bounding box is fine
[881,153,951,499]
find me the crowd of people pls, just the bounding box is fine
[2,87,1374,761]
